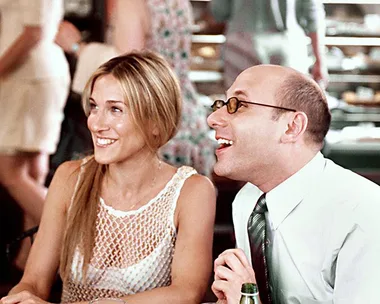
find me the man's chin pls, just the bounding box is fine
[213,162,232,178]
[214,163,248,183]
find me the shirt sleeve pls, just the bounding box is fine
[295,0,325,34]
[19,0,46,26]
[210,0,233,22]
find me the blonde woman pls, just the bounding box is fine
[1,51,216,304]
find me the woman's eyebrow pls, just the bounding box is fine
[106,100,125,105]
[88,97,125,105]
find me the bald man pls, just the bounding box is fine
[207,65,380,304]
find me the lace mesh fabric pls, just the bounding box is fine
[61,166,196,303]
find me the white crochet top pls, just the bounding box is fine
[61,165,196,302]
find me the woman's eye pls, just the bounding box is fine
[111,106,122,113]
[89,103,98,110]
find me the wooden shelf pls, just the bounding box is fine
[192,36,380,47]
[323,0,380,3]
[192,1,380,5]
[189,70,223,83]
[324,36,380,46]
[192,34,226,44]
[324,140,380,153]
[329,74,380,83]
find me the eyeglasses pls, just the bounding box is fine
[211,97,297,114]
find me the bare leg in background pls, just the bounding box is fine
[0,152,49,269]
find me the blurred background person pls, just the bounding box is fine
[210,0,328,90]
[0,0,70,269]
[55,0,216,177]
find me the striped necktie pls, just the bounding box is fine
[247,193,272,304]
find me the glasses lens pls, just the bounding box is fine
[228,97,239,114]
[212,100,224,112]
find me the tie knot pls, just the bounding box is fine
[254,193,268,214]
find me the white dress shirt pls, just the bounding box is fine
[233,152,380,304]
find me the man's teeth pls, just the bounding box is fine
[97,138,116,145]
[217,138,234,145]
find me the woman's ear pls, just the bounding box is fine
[152,125,159,136]
[281,112,308,143]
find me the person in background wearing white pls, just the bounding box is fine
[0,0,70,269]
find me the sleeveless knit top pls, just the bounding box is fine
[61,165,197,302]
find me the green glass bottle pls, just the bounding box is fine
[239,283,259,304]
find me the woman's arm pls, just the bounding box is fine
[56,0,150,57]
[0,25,42,78]
[3,161,81,300]
[121,174,217,304]
[112,0,151,54]
[170,174,217,302]
[55,0,150,57]
[54,21,83,56]
[55,0,150,94]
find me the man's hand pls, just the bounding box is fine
[212,248,257,304]
[0,291,50,304]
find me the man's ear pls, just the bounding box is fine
[281,112,308,143]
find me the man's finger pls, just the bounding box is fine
[212,279,229,300]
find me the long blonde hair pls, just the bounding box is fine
[60,51,182,281]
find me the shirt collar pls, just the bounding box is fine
[266,152,326,229]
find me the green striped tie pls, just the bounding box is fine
[247,193,272,304]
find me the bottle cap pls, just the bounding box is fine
[241,283,258,294]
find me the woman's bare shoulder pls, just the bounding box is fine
[54,159,83,181]
[178,172,216,212]
[183,172,215,193]
[48,159,87,199]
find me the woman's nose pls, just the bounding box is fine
[88,111,110,132]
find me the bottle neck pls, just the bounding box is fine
[241,292,259,297]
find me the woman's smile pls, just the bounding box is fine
[95,137,117,147]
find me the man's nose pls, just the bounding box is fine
[207,106,228,129]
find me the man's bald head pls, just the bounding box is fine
[229,64,331,148]
[237,64,319,94]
